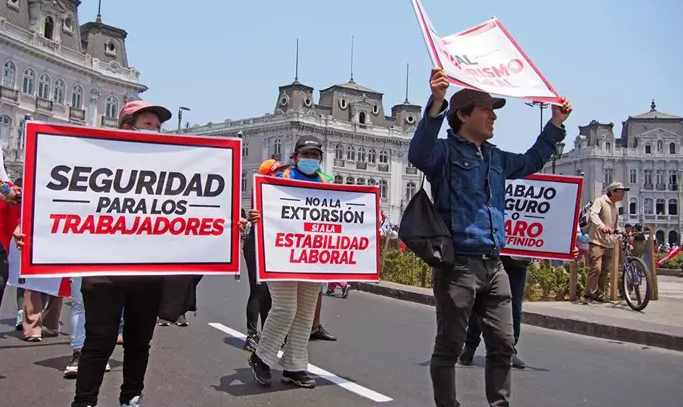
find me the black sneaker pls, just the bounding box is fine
[64,351,80,378]
[341,285,351,298]
[243,332,259,352]
[458,346,475,366]
[310,325,337,341]
[248,353,272,387]
[158,319,171,327]
[281,370,316,388]
[175,314,188,327]
[511,354,526,369]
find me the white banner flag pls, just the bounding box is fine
[410,0,562,105]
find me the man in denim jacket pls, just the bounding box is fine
[408,68,572,407]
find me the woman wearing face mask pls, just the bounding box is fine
[248,135,330,389]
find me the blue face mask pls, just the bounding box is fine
[297,158,320,175]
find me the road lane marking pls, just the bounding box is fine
[208,322,393,403]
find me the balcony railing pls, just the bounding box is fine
[356,162,367,170]
[334,159,345,167]
[271,153,282,161]
[643,183,653,190]
[35,97,53,111]
[0,86,18,102]
[378,164,389,172]
[101,116,118,128]
[69,106,86,122]
[406,167,417,175]
[669,184,679,191]
[656,184,666,191]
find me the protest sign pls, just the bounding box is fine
[501,174,583,260]
[410,0,562,105]
[253,175,380,282]
[7,238,71,296]
[21,122,242,277]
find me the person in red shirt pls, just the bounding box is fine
[0,178,21,316]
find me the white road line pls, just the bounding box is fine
[208,322,393,403]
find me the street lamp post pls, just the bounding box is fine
[177,107,191,133]
[525,101,549,133]
[551,141,565,174]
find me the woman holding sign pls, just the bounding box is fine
[248,135,330,389]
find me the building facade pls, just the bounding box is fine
[183,77,424,224]
[545,101,683,245]
[0,0,147,178]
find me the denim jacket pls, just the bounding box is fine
[408,97,566,255]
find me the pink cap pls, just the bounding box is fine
[118,100,172,128]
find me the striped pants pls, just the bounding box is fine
[255,281,321,372]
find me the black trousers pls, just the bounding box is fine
[430,256,514,407]
[72,276,162,407]
[243,232,271,333]
[0,243,8,308]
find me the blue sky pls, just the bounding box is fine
[80,0,681,153]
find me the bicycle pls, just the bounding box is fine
[612,230,652,311]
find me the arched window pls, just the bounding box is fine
[0,115,11,149]
[22,68,35,95]
[629,198,637,215]
[645,143,651,154]
[273,138,282,156]
[670,143,676,154]
[656,230,665,244]
[356,178,365,185]
[669,199,678,215]
[657,140,663,152]
[368,148,377,163]
[53,79,65,104]
[669,230,679,246]
[358,147,366,162]
[346,146,355,161]
[2,61,16,88]
[406,182,416,200]
[367,178,376,186]
[104,95,119,119]
[379,180,388,199]
[656,198,666,215]
[334,144,343,160]
[71,85,83,109]
[242,141,249,158]
[359,111,367,124]
[345,176,354,185]
[644,198,653,215]
[379,150,388,163]
[241,172,247,192]
[605,142,611,152]
[334,175,343,184]
[44,16,55,40]
[38,73,50,99]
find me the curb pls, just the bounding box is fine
[353,282,683,352]
[657,268,682,277]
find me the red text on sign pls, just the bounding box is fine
[303,222,342,234]
[504,220,544,248]
[49,214,225,236]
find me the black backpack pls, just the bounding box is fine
[578,201,592,233]
[399,170,455,270]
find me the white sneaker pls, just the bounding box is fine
[121,395,142,407]
[105,362,111,372]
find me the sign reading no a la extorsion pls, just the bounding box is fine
[253,175,380,282]
[21,122,242,277]
[501,174,583,260]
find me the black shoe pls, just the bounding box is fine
[244,332,259,352]
[310,325,337,341]
[63,351,80,378]
[175,314,188,327]
[248,353,272,387]
[281,370,316,388]
[341,285,351,298]
[511,354,526,369]
[458,346,475,365]
[158,319,171,326]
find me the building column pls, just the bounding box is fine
[324,142,335,177]
[389,150,403,224]
[88,88,100,127]
[261,136,270,162]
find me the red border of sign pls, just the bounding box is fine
[20,122,242,277]
[500,173,584,260]
[253,175,381,282]
[412,0,563,105]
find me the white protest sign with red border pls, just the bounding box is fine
[253,175,380,282]
[501,174,583,260]
[7,238,71,296]
[20,122,242,277]
[410,0,562,105]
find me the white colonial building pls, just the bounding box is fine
[183,76,424,224]
[546,100,683,245]
[0,0,147,178]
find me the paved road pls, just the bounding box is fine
[1,259,682,406]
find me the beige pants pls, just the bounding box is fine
[22,289,63,339]
[256,281,321,372]
[585,243,616,299]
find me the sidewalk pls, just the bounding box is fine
[354,275,683,352]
